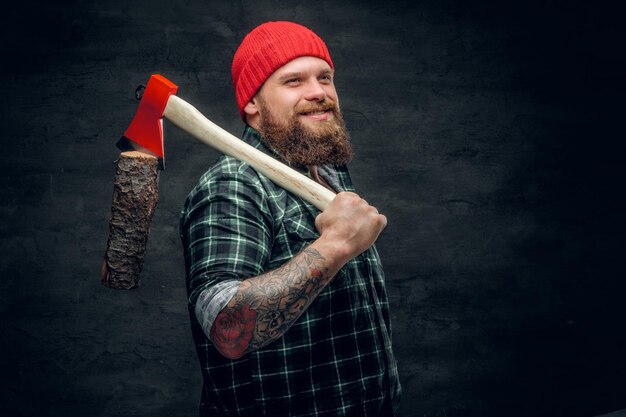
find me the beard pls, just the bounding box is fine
[255,96,353,167]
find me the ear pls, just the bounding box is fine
[244,97,259,116]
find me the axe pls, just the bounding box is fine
[101,74,336,289]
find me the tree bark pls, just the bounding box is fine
[101,151,159,289]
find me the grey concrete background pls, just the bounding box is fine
[1,0,624,416]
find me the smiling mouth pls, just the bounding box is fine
[299,110,334,123]
[301,110,329,116]
[298,105,336,120]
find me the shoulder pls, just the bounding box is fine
[202,155,264,186]
[180,155,288,223]
[182,156,262,208]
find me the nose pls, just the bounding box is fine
[303,79,327,101]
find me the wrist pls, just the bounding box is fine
[310,235,353,269]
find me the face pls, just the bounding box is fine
[244,56,352,166]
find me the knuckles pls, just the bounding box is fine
[335,192,370,211]
[322,192,386,230]
[316,192,387,253]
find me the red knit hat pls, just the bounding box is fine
[232,21,334,121]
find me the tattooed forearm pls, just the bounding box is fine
[210,247,330,359]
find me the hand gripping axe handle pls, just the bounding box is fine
[102,74,336,289]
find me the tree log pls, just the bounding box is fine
[101,151,159,289]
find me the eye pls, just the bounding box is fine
[319,73,333,84]
[285,78,301,85]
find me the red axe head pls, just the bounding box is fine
[117,74,178,168]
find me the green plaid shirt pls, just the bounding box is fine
[180,126,401,416]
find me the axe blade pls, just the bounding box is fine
[117,74,178,168]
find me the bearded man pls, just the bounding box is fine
[180,21,401,417]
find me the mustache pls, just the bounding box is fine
[294,100,338,115]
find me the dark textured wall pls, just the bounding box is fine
[1,1,624,416]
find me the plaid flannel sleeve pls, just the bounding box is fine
[181,158,274,336]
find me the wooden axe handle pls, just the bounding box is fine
[164,95,336,211]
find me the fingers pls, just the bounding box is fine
[323,192,387,236]
[314,191,387,260]
[378,212,388,229]
[334,192,386,223]
[334,191,371,210]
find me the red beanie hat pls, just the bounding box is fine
[232,21,334,121]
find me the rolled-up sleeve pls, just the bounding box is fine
[194,279,241,339]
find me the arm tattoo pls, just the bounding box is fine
[210,247,330,359]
